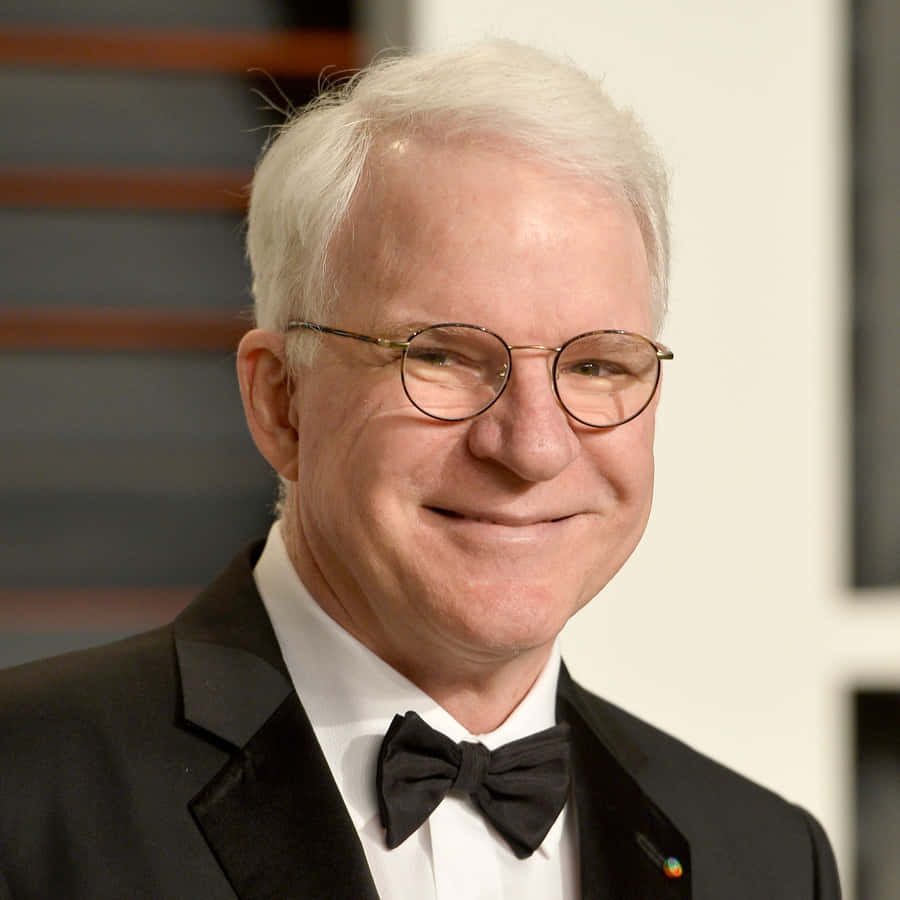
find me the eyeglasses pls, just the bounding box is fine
[285,321,673,428]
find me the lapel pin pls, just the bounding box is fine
[636,832,685,880]
[662,856,683,879]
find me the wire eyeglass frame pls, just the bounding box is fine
[284,320,673,428]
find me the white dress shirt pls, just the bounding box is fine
[253,522,578,900]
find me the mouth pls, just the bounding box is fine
[427,507,575,527]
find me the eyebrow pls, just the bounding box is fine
[370,318,435,340]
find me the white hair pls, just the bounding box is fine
[247,39,670,358]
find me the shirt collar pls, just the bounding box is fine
[253,521,567,856]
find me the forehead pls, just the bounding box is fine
[332,136,652,339]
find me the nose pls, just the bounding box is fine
[466,354,581,482]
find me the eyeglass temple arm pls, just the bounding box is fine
[285,321,409,350]
[655,342,674,360]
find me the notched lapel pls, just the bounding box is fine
[174,540,292,750]
[190,693,380,900]
[177,638,292,748]
[172,544,378,900]
[558,674,691,900]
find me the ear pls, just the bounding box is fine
[236,329,298,480]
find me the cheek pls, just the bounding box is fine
[293,389,369,521]
[297,393,447,528]
[625,442,656,517]
[585,419,656,513]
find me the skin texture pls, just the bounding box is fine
[238,138,659,732]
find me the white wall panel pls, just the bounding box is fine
[405,1,873,885]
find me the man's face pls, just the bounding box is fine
[286,139,658,680]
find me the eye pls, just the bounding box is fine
[408,347,466,368]
[565,359,627,378]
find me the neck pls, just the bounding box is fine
[388,642,555,734]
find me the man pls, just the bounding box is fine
[0,41,840,899]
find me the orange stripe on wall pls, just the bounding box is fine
[0,168,251,211]
[0,587,196,628]
[0,308,251,351]
[0,27,359,75]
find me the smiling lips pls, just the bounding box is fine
[428,507,576,527]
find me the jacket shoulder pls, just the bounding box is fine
[0,626,235,898]
[563,671,801,808]
[0,626,178,741]
[560,672,842,899]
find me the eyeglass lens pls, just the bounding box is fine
[400,325,660,427]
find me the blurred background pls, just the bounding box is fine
[0,1,896,897]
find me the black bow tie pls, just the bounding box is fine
[376,710,571,859]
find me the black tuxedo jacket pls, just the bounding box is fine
[0,543,840,899]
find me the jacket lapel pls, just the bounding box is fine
[189,692,380,900]
[558,668,691,900]
[173,544,380,900]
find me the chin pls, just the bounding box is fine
[433,581,578,658]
